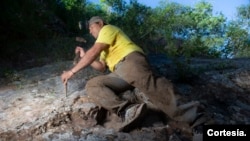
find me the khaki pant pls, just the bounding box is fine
[86,52,178,118]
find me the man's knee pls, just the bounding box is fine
[85,76,103,88]
[85,77,100,98]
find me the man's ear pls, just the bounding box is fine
[99,21,104,27]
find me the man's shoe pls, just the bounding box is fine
[119,103,147,132]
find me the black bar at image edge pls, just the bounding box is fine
[203,125,250,141]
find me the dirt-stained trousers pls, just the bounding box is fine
[85,52,178,119]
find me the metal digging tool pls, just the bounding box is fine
[74,36,86,65]
[73,51,81,65]
[64,82,67,97]
[63,21,87,97]
[63,38,84,98]
[75,20,87,65]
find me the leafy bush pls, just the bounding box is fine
[0,0,249,75]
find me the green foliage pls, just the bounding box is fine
[1,0,250,76]
[226,21,249,57]
[60,0,82,10]
[119,0,154,40]
[100,0,153,38]
[0,0,96,68]
[226,4,250,58]
[152,1,226,58]
[101,0,127,15]
[237,5,250,26]
[0,0,53,40]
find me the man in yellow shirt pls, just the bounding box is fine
[61,16,199,132]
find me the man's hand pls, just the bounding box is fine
[61,70,74,85]
[74,46,85,65]
[75,46,85,57]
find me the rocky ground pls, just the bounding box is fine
[0,55,250,141]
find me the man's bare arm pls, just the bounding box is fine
[61,43,109,84]
[90,60,106,72]
[74,46,106,72]
[71,43,109,74]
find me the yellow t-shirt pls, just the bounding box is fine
[96,25,144,72]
